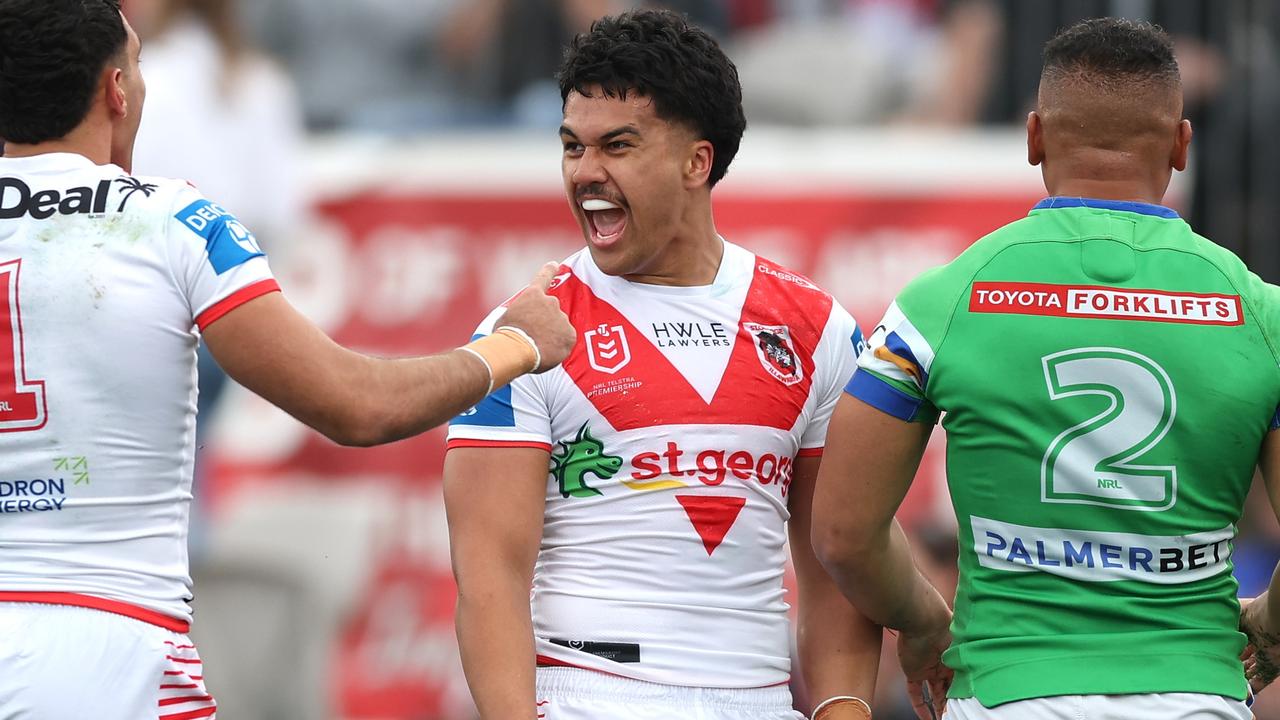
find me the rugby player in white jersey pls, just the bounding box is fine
[445,9,881,720]
[0,2,573,718]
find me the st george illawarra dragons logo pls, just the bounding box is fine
[743,322,802,386]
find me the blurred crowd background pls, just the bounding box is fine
[111,0,1280,718]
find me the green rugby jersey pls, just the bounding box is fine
[848,197,1280,707]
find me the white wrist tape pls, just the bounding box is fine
[459,327,540,398]
[494,325,542,371]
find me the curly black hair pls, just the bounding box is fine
[1042,17,1180,86]
[0,0,128,144]
[557,9,746,188]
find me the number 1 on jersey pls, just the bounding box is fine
[1041,347,1177,511]
[0,260,47,432]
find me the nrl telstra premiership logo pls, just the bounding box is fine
[585,323,631,373]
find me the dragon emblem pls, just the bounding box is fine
[550,422,622,498]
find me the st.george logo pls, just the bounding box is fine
[744,322,803,386]
[585,323,631,374]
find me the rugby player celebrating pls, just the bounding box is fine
[446,9,880,720]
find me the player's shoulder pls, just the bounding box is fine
[468,250,584,337]
[1179,227,1280,346]
[1180,226,1262,287]
[751,251,830,300]
[122,173,208,214]
[100,171,225,233]
[752,250,853,334]
[127,177,266,269]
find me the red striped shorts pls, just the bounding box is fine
[0,600,216,720]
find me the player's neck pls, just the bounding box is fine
[4,130,112,169]
[1043,153,1173,207]
[1044,178,1169,207]
[619,195,723,286]
[623,221,724,287]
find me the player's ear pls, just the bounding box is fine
[685,140,714,189]
[1026,111,1045,167]
[1171,118,1192,172]
[104,66,128,120]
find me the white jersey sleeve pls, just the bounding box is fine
[160,181,279,330]
[446,307,553,451]
[799,303,864,452]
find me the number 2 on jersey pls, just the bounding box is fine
[0,260,47,432]
[1040,347,1176,511]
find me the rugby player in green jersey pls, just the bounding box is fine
[811,16,1280,720]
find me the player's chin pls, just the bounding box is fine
[584,239,635,277]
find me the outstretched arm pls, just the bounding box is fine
[444,447,549,720]
[811,395,952,720]
[203,263,574,446]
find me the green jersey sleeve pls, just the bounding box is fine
[845,261,975,424]
[846,300,940,423]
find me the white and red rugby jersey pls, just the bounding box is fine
[0,153,278,631]
[447,240,863,688]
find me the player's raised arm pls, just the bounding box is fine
[202,262,574,446]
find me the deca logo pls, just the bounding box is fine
[585,323,631,373]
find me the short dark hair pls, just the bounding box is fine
[1042,17,1180,87]
[557,9,746,187]
[0,0,128,144]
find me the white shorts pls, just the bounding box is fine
[0,602,217,720]
[945,693,1252,720]
[535,666,803,720]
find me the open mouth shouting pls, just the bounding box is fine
[581,198,628,248]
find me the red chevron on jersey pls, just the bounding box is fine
[552,260,832,431]
[676,494,747,556]
[448,243,861,688]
